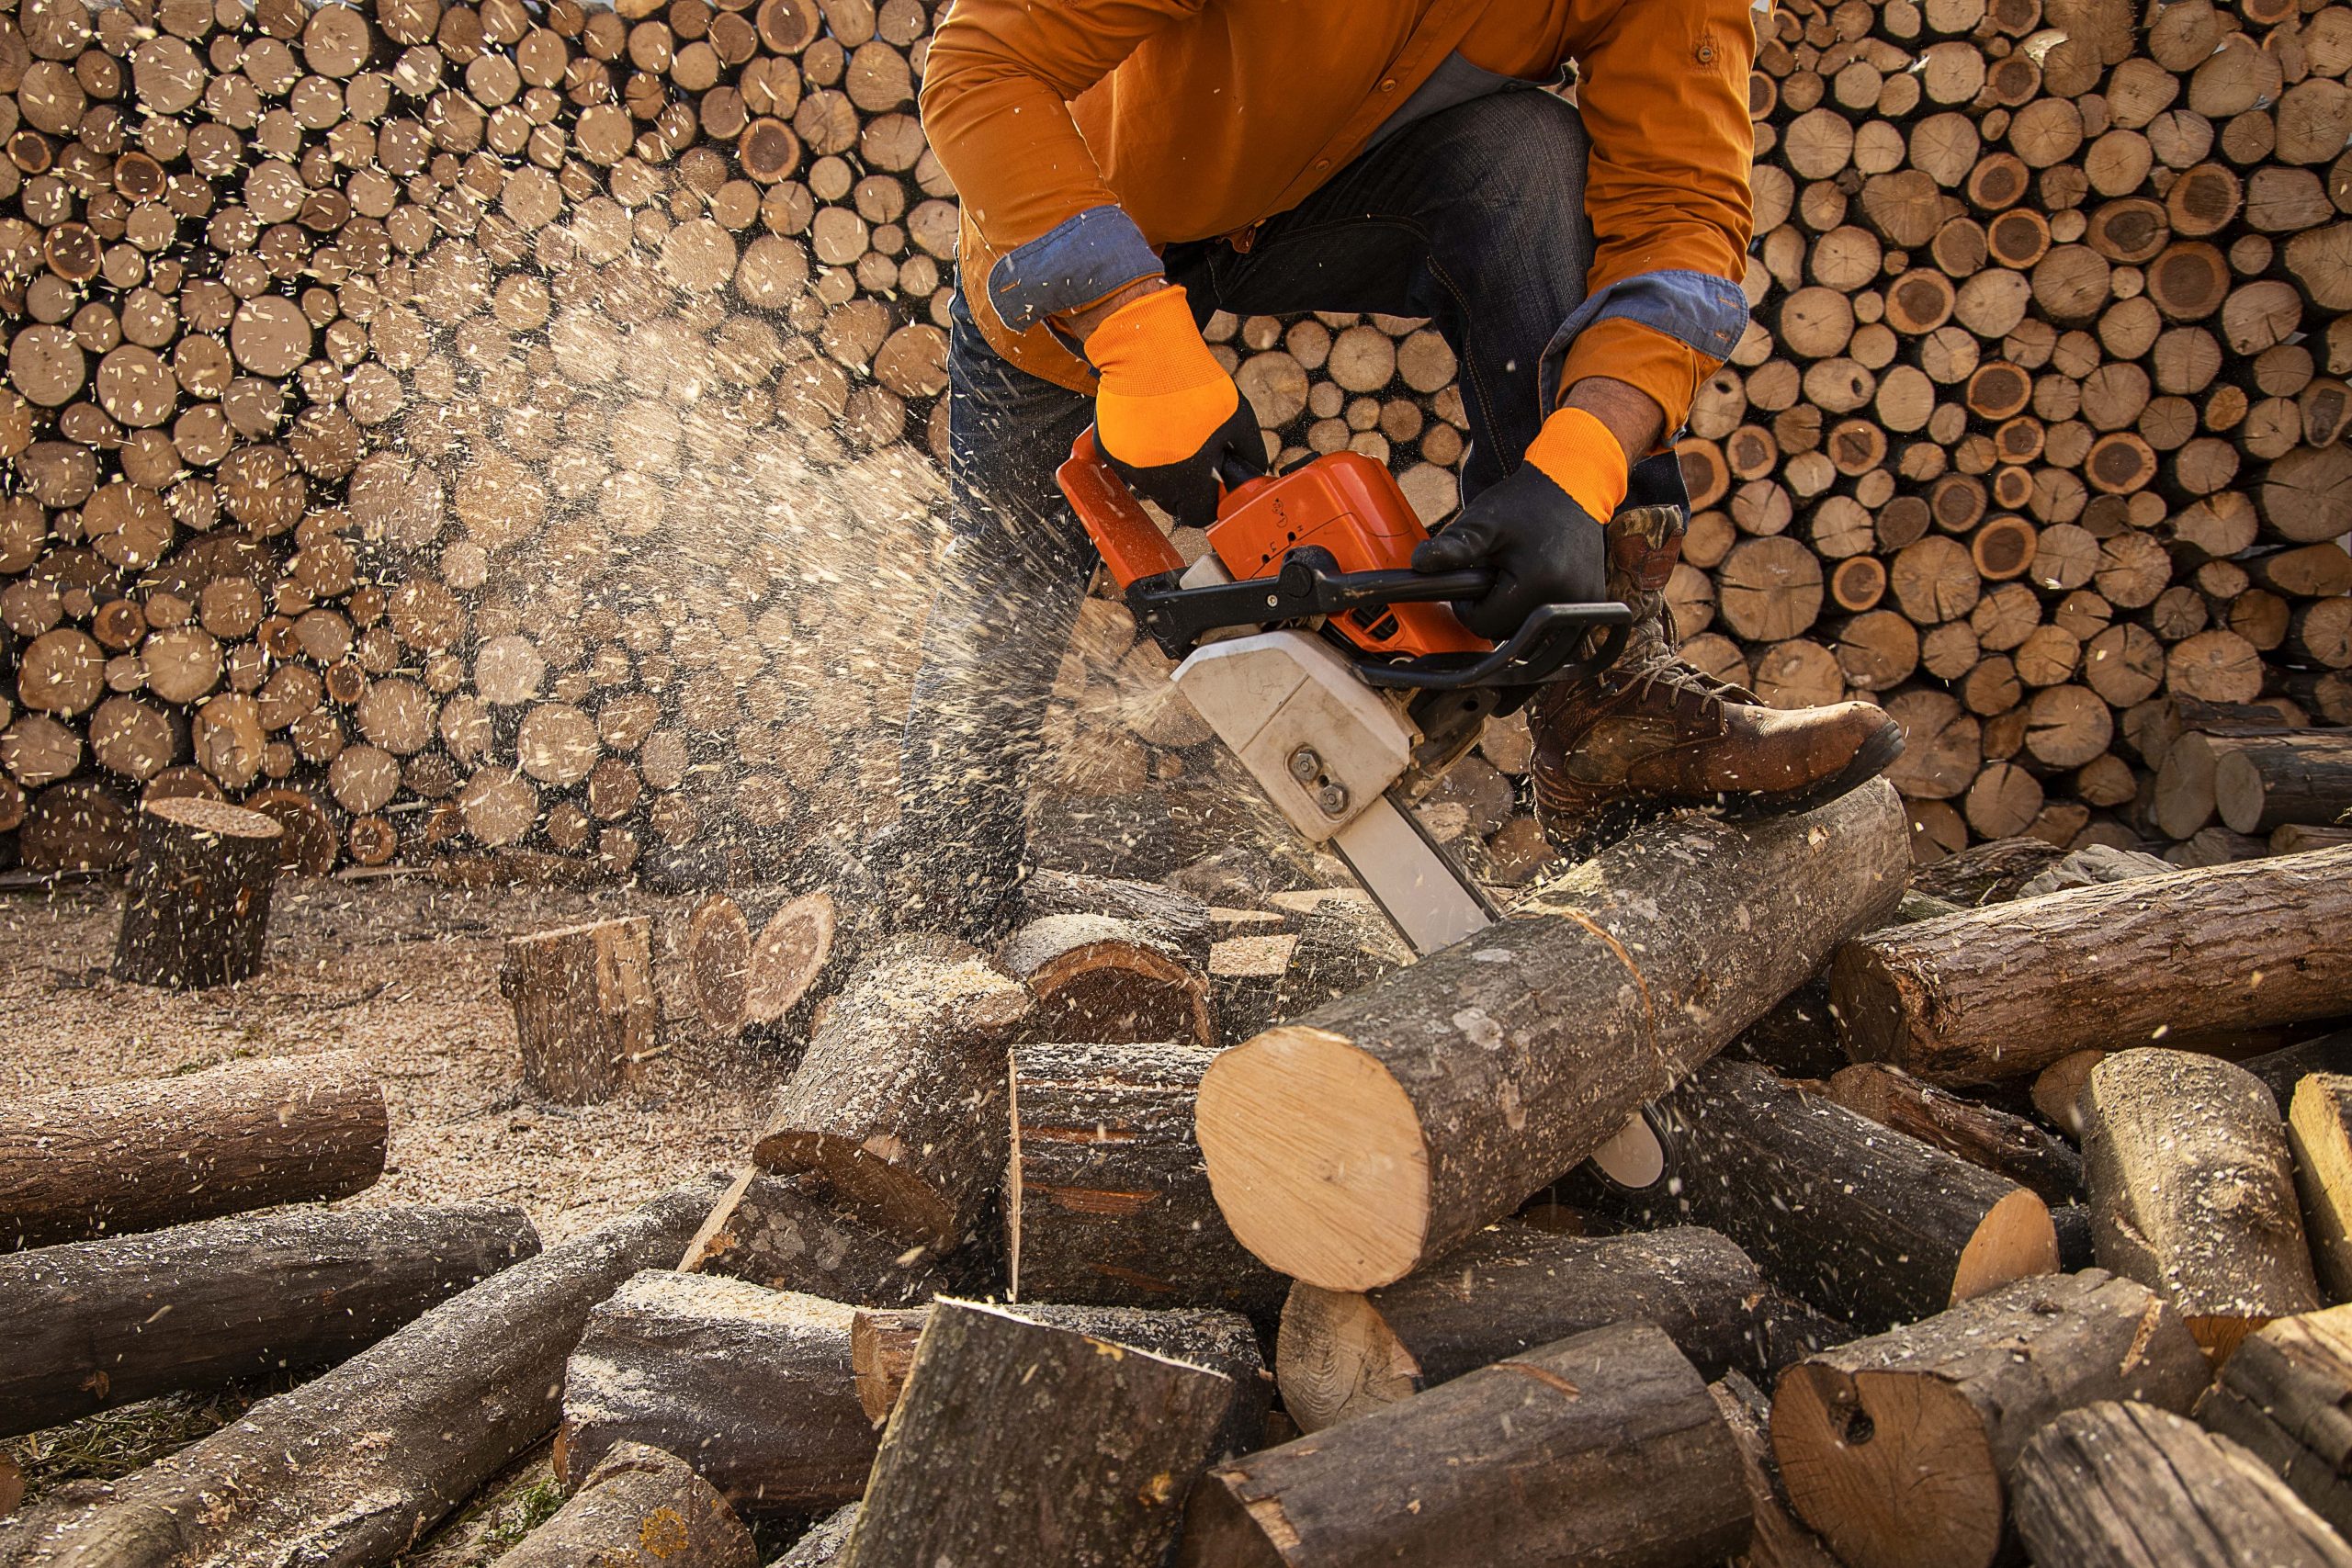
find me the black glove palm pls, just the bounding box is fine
[1103,398,1268,528]
[1410,462,1609,640]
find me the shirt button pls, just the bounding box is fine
[1380,77,1397,90]
[1315,158,1330,169]
[1697,41,1714,61]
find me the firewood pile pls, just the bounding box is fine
[8,784,2352,1566]
[1,0,2347,898]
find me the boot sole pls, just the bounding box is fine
[1542,719,1908,860]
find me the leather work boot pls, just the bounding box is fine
[1526,505,1905,852]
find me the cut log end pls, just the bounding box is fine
[1271,1283,1419,1433]
[1772,1365,2004,1568]
[1195,1025,1430,1292]
[1951,1187,2063,1303]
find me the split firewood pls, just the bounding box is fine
[2013,1403,2352,1568]
[560,1272,876,1515]
[2289,1075,2352,1302]
[849,1301,1268,1458]
[1007,1040,1284,1316]
[111,796,281,988]
[2196,1303,2352,1533]
[1,1053,385,1250]
[1197,781,1909,1292]
[1826,1061,2083,1202]
[500,916,659,1103]
[1612,1059,2058,1330]
[845,1298,1235,1568]
[1273,1223,1771,1432]
[1001,912,1214,1046]
[2,1201,537,1438]
[500,1442,755,1568]
[752,945,1031,1252]
[2083,1048,2323,1359]
[1712,1371,1841,1568]
[11,1180,720,1568]
[680,1168,951,1304]
[1179,1321,1752,1567]
[1770,1270,2211,1568]
[1833,847,2352,1084]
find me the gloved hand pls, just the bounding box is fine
[1410,405,1629,639]
[1085,284,1266,526]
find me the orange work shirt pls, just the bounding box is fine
[919,0,1758,433]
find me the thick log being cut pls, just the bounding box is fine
[500,917,658,1103]
[500,1441,755,1568]
[752,947,1032,1252]
[1001,913,1213,1046]
[1008,1041,1285,1316]
[111,797,283,989]
[1197,781,1909,1292]
[1273,1223,1770,1432]
[2014,1403,2352,1568]
[2290,1076,2352,1301]
[1179,1321,1751,1568]
[844,1298,1233,1568]
[2214,731,2352,834]
[2197,1303,2352,1533]
[679,1168,952,1303]
[849,1302,1268,1458]
[1826,1062,2083,1202]
[1770,1270,2210,1568]
[1216,894,1415,1043]
[1611,1059,2057,1330]
[1832,847,2352,1085]
[560,1272,874,1515]
[2,1201,537,1438]
[10,1181,718,1568]
[778,1505,860,1567]
[2083,1049,2322,1360]
[1713,1371,1841,1568]
[1,1054,386,1250]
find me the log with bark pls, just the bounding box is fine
[2245,1030,2352,1114]
[1007,1040,1285,1316]
[1,1201,537,1438]
[8,1180,719,1568]
[1,1053,385,1250]
[843,1298,1235,1568]
[1826,1061,2083,1202]
[2290,1075,2352,1302]
[1178,1320,1753,1568]
[1197,781,1910,1292]
[752,945,1032,1253]
[1001,912,1214,1047]
[849,1301,1268,1459]
[500,916,659,1103]
[1833,847,2352,1084]
[111,797,281,988]
[777,1505,860,1568]
[559,1271,876,1515]
[2214,730,2352,835]
[2196,1303,2352,1534]
[499,1441,756,1568]
[2083,1048,2323,1359]
[2013,1403,2352,1568]
[1770,1270,2211,1568]
[1273,1222,1772,1432]
[1607,1058,2059,1330]
[680,1168,952,1304]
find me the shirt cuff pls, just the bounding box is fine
[986,205,1165,333]
[1539,269,1751,436]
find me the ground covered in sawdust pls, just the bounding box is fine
[0,870,791,1562]
[1,872,773,1244]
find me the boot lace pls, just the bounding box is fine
[1604,597,1753,707]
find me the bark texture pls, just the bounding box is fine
[499,916,659,1103]
[111,798,281,989]
[1826,1061,2083,1202]
[2196,1303,2352,1535]
[680,1168,953,1304]
[499,1441,756,1568]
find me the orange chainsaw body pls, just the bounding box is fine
[1055,430,1487,660]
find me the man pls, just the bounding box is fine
[888,0,1903,938]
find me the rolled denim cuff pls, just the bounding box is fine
[1536,269,1751,423]
[987,205,1165,333]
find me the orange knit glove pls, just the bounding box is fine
[1410,407,1628,638]
[1085,285,1266,525]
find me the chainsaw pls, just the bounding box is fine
[1055,428,1643,955]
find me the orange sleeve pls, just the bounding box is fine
[1555,0,1757,430]
[917,0,1209,254]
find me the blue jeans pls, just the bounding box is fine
[897,89,1622,927]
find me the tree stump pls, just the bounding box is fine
[500,917,659,1103]
[111,797,282,988]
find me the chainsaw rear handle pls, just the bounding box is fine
[1055,427,1634,690]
